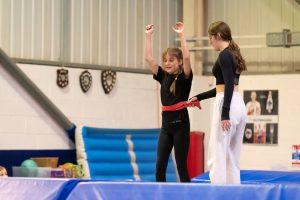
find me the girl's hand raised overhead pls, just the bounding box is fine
[172,22,184,34]
[145,24,154,35]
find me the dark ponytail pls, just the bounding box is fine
[228,40,246,73]
[208,21,247,73]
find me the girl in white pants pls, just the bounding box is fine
[190,21,247,184]
[208,91,247,184]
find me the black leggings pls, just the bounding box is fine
[156,119,190,182]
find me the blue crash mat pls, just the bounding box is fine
[192,170,300,184]
[61,181,300,200]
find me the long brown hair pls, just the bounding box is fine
[208,21,246,73]
[162,48,183,94]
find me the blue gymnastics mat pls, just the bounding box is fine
[192,170,300,184]
[2,170,300,200]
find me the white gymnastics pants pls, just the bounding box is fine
[208,92,247,184]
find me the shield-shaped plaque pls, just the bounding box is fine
[57,68,69,88]
[80,70,92,93]
[101,70,116,94]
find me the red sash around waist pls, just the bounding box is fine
[162,100,201,111]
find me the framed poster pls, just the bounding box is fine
[243,90,278,144]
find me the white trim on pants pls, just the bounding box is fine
[208,92,247,184]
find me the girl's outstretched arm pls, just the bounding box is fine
[145,24,158,75]
[173,22,191,77]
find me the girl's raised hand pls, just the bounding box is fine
[172,22,184,34]
[145,24,154,34]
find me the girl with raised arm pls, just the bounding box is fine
[145,22,194,182]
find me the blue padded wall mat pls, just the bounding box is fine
[81,127,177,181]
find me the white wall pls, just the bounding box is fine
[0,64,160,150]
[0,63,211,151]
[239,74,300,171]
